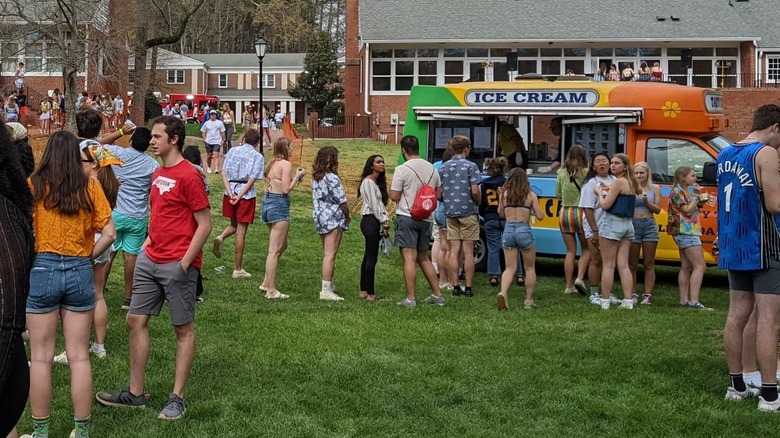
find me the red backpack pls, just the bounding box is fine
[406,167,438,220]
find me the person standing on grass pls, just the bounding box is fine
[0,120,34,438]
[718,104,780,409]
[439,135,481,297]
[579,153,615,305]
[432,148,457,292]
[594,153,641,310]
[667,166,710,310]
[389,135,445,308]
[481,157,524,288]
[496,168,543,311]
[73,110,148,314]
[555,144,589,296]
[201,110,225,174]
[312,146,350,301]
[628,161,662,305]
[25,131,116,438]
[259,137,306,299]
[221,103,235,153]
[213,128,264,279]
[80,142,123,359]
[358,154,390,302]
[96,115,212,421]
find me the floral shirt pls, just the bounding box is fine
[667,185,701,236]
[312,172,348,234]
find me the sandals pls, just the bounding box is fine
[265,290,289,300]
[489,276,499,287]
[516,276,525,287]
[365,294,385,302]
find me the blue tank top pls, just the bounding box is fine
[634,186,656,213]
[717,141,780,270]
[607,194,635,218]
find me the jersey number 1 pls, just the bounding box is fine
[723,182,733,213]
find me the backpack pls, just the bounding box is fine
[406,166,437,220]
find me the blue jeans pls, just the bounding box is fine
[484,219,524,277]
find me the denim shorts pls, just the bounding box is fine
[674,234,701,249]
[261,193,290,224]
[502,221,535,250]
[205,143,220,153]
[601,214,635,241]
[433,208,447,230]
[631,217,659,243]
[27,253,96,313]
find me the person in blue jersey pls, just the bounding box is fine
[717,104,780,411]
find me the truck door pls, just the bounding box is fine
[636,134,719,263]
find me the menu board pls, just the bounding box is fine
[434,128,452,150]
[473,127,492,150]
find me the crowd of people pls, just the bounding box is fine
[4,103,780,437]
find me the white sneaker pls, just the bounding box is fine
[90,343,106,359]
[600,298,610,310]
[725,386,760,401]
[232,269,252,279]
[439,282,453,291]
[319,290,345,301]
[618,299,634,310]
[54,351,68,364]
[758,395,780,411]
[609,294,621,305]
[564,287,577,295]
[745,371,762,389]
[207,168,212,174]
[589,294,601,305]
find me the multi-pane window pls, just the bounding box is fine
[218,74,227,88]
[371,49,439,92]
[2,43,17,72]
[167,70,185,84]
[768,57,780,83]
[259,74,275,88]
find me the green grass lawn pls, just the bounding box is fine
[26,140,778,437]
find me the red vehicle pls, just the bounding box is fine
[161,94,219,123]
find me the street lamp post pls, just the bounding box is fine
[254,36,267,129]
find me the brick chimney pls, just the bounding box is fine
[344,0,362,116]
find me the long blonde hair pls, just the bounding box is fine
[613,153,642,195]
[503,168,531,207]
[264,137,291,179]
[633,161,653,189]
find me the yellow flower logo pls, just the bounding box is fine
[662,101,681,118]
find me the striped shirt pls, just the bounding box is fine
[360,178,388,223]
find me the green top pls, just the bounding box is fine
[555,168,588,207]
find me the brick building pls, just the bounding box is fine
[128,49,308,124]
[345,0,780,142]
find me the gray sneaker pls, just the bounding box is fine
[158,393,187,420]
[96,387,146,408]
[397,298,417,308]
[424,294,445,306]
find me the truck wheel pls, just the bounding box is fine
[473,231,487,272]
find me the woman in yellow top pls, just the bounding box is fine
[555,145,590,296]
[24,130,116,438]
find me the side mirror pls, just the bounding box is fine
[702,161,717,185]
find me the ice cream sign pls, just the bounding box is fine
[464,89,600,106]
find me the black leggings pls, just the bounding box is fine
[0,334,29,436]
[360,215,381,294]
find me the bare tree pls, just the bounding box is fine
[126,0,207,122]
[0,0,126,130]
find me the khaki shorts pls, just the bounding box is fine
[446,215,479,241]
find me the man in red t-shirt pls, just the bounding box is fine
[97,116,212,421]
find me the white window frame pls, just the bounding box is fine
[218,74,228,88]
[258,74,275,88]
[767,56,780,84]
[167,69,185,84]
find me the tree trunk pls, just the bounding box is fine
[131,30,149,123]
[63,62,79,132]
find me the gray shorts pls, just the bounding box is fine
[728,259,780,295]
[205,143,220,153]
[601,214,634,241]
[394,215,432,251]
[129,251,198,326]
[631,217,659,243]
